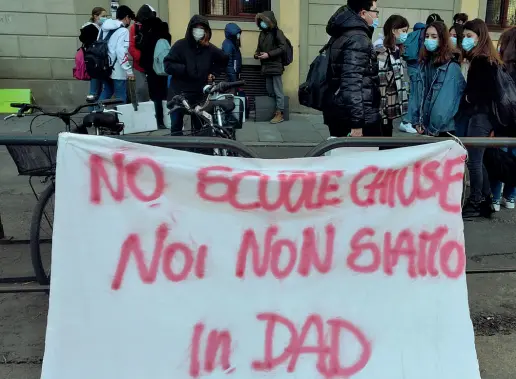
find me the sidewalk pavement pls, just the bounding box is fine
[0,112,410,144]
[235,113,408,144]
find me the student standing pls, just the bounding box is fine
[98,5,135,103]
[376,15,409,137]
[79,7,107,101]
[460,19,502,218]
[222,23,243,83]
[255,11,287,124]
[410,22,465,137]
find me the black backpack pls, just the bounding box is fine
[298,43,331,111]
[274,29,294,66]
[84,28,121,79]
[492,65,516,136]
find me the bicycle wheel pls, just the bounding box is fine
[30,182,55,285]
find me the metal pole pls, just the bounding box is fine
[0,135,260,158]
[304,136,516,157]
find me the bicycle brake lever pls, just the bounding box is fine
[3,114,16,121]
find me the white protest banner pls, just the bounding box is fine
[42,133,480,379]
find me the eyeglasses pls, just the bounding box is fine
[368,9,380,15]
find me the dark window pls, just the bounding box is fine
[486,0,516,27]
[199,0,271,20]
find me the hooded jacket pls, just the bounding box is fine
[164,15,228,101]
[221,23,242,82]
[325,6,381,131]
[99,18,133,80]
[255,11,287,76]
[79,21,100,48]
[129,4,157,72]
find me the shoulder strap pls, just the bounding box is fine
[104,27,122,41]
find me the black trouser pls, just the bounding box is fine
[466,113,493,203]
[326,118,382,137]
[381,118,393,137]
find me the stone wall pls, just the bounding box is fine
[0,0,168,107]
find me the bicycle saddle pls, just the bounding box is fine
[201,99,235,114]
[82,112,120,130]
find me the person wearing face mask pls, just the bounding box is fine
[98,5,136,103]
[449,24,467,79]
[164,15,229,135]
[324,0,382,138]
[459,18,502,218]
[375,15,409,137]
[222,23,243,84]
[410,22,465,137]
[79,7,107,102]
[254,11,288,124]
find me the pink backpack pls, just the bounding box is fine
[73,47,90,81]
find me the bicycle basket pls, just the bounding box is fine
[6,145,57,176]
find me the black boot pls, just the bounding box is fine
[462,197,494,219]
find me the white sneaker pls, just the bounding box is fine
[501,197,515,209]
[399,122,418,134]
[493,200,501,212]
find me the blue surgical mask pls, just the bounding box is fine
[450,36,457,47]
[424,38,439,52]
[371,18,379,29]
[98,17,107,25]
[260,21,267,30]
[462,37,476,52]
[396,32,408,44]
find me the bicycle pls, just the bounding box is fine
[4,98,124,286]
[168,80,245,156]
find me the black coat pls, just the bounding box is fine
[254,11,286,76]
[164,15,228,103]
[140,17,171,102]
[325,7,381,131]
[79,23,99,48]
[462,56,498,111]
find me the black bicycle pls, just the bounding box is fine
[168,80,245,156]
[4,98,124,286]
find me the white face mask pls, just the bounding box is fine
[236,33,241,40]
[192,27,205,41]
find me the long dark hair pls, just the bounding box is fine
[498,27,516,63]
[450,23,464,61]
[383,15,409,51]
[419,21,454,65]
[463,18,502,64]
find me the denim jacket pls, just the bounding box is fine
[408,60,465,135]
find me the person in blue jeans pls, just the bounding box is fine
[491,148,516,211]
[98,6,135,103]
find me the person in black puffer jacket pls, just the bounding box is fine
[164,15,228,135]
[325,0,382,137]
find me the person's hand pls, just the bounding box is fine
[128,74,135,81]
[258,52,269,59]
[350,128,363,137]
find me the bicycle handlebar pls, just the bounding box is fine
[9,98,124,118]
[204,80,246,94]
